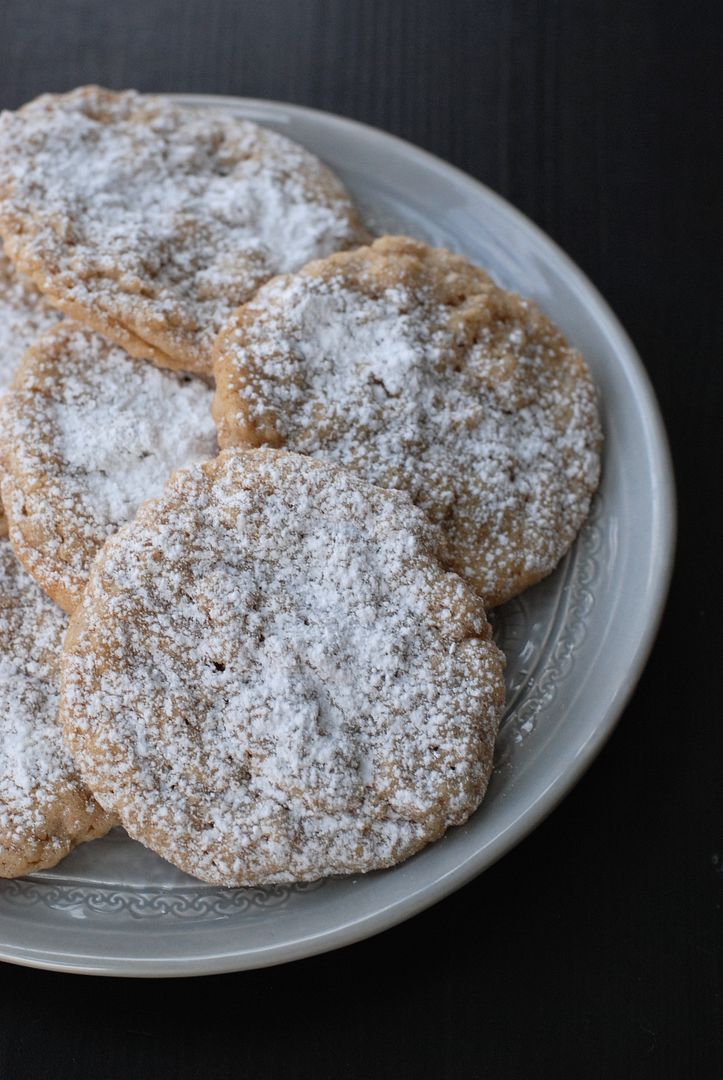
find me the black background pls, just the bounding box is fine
[0,2,720,1077]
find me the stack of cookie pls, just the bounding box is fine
[0,88,601,886]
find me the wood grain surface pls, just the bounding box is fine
[0,2,720,1077]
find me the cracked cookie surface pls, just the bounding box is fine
[0,246,61,535]
[0,86,368,376]
[61,449,505,886]
[0,320,217,612]
[0,538,113,878]
[213,236,602,606]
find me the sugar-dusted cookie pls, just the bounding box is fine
[0,246,61,396]
[0,86,368,377]
[0,539,113,877]
[0,321,217,612]
[61,449,506,887]
[213,236,602,607]
[0,246,62,535]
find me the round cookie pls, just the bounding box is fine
[0,86,368,377]
[213,236,602,607]
[0,320,218,613]
[0,246,61,535]
[60,449,506,887]
[0,538,113,877]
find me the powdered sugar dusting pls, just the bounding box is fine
[0,320,218,610]
[0,87,367,375]
[0,247,61,394]
[213,237,602,606]
[61,449,506,886]
[0,538,107,876]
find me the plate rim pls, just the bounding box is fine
[0,94,676,977]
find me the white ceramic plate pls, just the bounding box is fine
[0,96,675,977]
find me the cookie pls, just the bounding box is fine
[60,449,506,887]
[0,320,218,612]
[0,538,113,877]
[213,236,602,607]
[0,86,368,377]
[0,246,61,535]
[0,246,61,395]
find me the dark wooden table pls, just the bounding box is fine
[0,2,719,1077]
